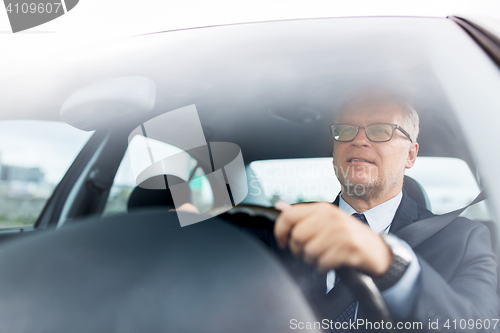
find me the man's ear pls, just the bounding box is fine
[405,142,419,169]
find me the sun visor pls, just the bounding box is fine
[60,76,156,131]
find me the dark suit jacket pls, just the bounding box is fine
[387,191,499,330]
[269,191,499,332]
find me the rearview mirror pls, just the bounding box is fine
[60,76,156,131]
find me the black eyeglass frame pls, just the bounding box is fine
[330,123,413,143]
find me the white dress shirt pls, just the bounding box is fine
[326,191,421,319]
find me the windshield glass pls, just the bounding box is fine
[2,16,500,332]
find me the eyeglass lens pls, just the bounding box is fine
[333,124,393,142]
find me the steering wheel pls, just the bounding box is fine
[223,204,396,330]
[0,209,322,333]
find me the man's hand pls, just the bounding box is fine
[274,201,392,276]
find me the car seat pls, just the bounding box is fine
[127,175,190,211]
[403,175,431,210]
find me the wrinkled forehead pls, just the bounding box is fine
[336,100,406,126]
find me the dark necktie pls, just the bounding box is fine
[352,212,368,225]
[329,213,368,333]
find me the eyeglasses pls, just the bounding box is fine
[330,123,413,142]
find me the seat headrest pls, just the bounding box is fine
[127,175,190,211]
[403,175,431,211]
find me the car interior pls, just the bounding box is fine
[12,85,498,323]
[0,17,499,332]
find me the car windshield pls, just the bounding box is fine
[2,16,500,333]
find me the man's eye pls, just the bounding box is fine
[373,127,389,134]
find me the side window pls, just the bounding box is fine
[405,157,489,220]
[0,120,92,230]
[103,138,214,216]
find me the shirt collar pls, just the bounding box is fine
[338,191,403,234]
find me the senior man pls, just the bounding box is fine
[274,91,499,332]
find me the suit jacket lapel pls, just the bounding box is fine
[333,194,340,207]
[388,189,419,234]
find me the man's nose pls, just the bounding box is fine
[351,127,371,146]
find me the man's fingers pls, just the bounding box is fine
[274,210,294,249]
[273,200,294,249]
[316,246,350,273]
[274,200,292,212]
[289,216,321,247]
[301,228,339,265]
[287,216,322,256]
[274,202,340,249]
[274,201,393,275]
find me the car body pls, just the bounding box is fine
[0,15,499,332]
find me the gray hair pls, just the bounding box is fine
[334,88,420,141]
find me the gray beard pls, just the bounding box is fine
[340,179,384,200]
[333,161,402,201]
[337,175,400,201]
